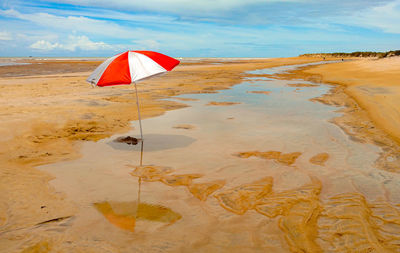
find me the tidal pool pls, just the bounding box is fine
[38,62,400,252]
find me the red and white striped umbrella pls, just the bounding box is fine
[87,50,180,86]
[86,51,180,141]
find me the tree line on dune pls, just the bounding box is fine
[300,50,400,58]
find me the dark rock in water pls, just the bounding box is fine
[115,136,139,145]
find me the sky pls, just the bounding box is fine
[0,0,400,57]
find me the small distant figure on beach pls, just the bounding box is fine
[341,58,344,61]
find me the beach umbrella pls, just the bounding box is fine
[86,50,180,141]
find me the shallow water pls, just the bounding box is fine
[38,62,400,252]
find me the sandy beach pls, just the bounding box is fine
[2,56,400,252]
[284,57,400,172]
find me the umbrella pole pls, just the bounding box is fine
[134,82,143,141]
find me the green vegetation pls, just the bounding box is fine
[300,50,400,58]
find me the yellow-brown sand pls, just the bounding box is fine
[300,57,400,144]
[0,57,325,234]
[215,177,273,215]
[319,193,400,252]
[215,176,322,252]
[309,153,329,166]
[283,57,400,172]
[188,180,226,201]
[4,57,380,252]
[130,165,222,201]
[235,151,302,166]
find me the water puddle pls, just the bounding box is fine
[38,61,400,252]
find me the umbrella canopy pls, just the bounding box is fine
[86,51,180,141]
[87,50,180,86]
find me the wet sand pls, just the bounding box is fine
[1,57,400,252]
[282,57,400,172]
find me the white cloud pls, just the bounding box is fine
[49,0,305,14]
[132,39,160,50]
[30,35,113,51]
[0,9,133,38]
[35,0,392,26]
[1,1,399,57]
[348,0,400,34]
[0,31,12,40]
[30,40,61,50]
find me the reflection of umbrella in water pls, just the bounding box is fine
[86,50,180,141]
[94,201,182,232]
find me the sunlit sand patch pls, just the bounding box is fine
[94,201,181,232]
[246,91,271,95]
[129,165,226,201]
[160,173,203,187]
[129,165,174,182]
[129,165,203,186]
[188,180,226,201]
[206,101,241,106]
[214,177,273,215]
[286,83,319,87]
[173,124,196,130]
[309,153,330,166]
[235,151,302,165]
[318,193,400,252]
[21,241,50,253]
[103,96,135,103]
